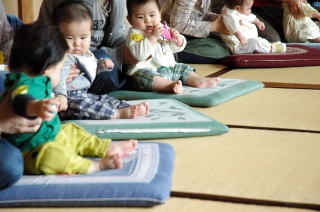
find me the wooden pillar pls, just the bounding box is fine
[18,0,34,23]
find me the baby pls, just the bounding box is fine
[125,0,219,94]
[52,1,148,120]
[1,21,137,175]
[221,0,286,54]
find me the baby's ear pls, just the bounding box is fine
[126,15,131,25]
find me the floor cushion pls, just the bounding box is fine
[109,78,263,107]
[66,99,229,140]
[219,44,320,67]
[0,142,175,207]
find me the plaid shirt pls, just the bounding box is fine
[161,0,218,38]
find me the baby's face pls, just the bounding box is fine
[128,1,161,33]
[59,19,92,55]
[238,0,253,15]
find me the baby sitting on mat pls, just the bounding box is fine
[125,0,219,94]
[220,0,287,54]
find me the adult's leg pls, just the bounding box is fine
[0,139,23,189]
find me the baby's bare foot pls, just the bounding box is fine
[108,139,138,158]
[101,154,123,169]
[87,154,123,173]
[170,80,183,94]
[129,102,149,118]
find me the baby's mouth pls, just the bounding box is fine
[146,26,153,31]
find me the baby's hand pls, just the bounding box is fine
[150,24,164,40]
[170,28,184,47]
[314,12,320,21]
[256,21,265,31]
[103,58,114,69]
[56,95,68,112]
[240,38,248,46]
[27,98,59,122]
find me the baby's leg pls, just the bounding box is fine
[152,76,183,94]
[186,72,219,88]
[115,102,149,119]
[88,139,138,173]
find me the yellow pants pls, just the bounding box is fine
[24,123,111,175]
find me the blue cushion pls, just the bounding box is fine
[66,99,228,140]
[0,142,175,207]
[109,78,264,107]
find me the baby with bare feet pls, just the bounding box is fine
[52,2,149,120]
[125,0,219,94]
[3,21,138,175]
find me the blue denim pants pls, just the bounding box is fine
[0,139,23,189]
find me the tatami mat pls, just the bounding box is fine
[161,128,320,207]
[196,88,320,131]
[217,66,320,86]
[1,197,314,212]
[189,64,227,77]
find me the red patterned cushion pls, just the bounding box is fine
[219,45,320,67]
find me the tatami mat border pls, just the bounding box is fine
[171,191,320,211]
[207,67,320,90]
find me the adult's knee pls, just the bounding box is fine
[0,140,23,189]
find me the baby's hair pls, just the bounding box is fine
[52,1,92,27]
[225,0,245,8]
[126,0,161,18]
[9,21,69,75]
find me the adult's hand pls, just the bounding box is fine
[0,95,41,134]
[287,0,304,18]
[66,65,80,83]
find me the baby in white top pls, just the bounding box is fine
[125,0,219,94]
[221,0,286,54]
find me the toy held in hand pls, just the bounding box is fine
[161,24,175,40]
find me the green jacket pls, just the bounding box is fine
[1,72,61,152]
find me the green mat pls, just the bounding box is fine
[109,79,264,107]
[65,99,228,140]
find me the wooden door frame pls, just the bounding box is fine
[18,0,34,23]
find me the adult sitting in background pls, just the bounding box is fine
[161,0,230,64]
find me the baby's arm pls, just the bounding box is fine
[252,18,265,31]
[234,31,248,46]
[147,24,163,45]
[127,28,156,61]
[101,58,114,69]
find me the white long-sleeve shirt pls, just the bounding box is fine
[126,27,186,76]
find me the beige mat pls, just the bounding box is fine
[196,88,320,131]
[189,64,227,77]
[219,66,320,86]
[161,128,320,207]
[1,198,313,212]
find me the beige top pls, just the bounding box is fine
[283,2,320,42]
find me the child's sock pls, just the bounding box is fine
[271,42,286,53]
